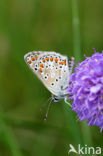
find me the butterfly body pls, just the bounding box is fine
[24,51,74,102]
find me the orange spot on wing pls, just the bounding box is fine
[28,60,31,64]
[31,57,35,61]
[46,57,49,61]
[39,68,42,72]
[50,57,54,61]
[31,56,38,61]
[40,63,44,68]
[59,61,64,65]
[55,58,58,63]
[43,59,45,62]
[35,56,38,60]
[64,60,66,65]
[59,60,66,65]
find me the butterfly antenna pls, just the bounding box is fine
[64,97,72,108]
[44,97,53,121]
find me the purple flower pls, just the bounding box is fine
[68,49,103,132]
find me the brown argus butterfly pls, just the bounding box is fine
[24,51,74,103]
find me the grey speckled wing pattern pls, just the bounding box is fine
[24,51,74,101]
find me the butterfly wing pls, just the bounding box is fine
[24,51,74,97]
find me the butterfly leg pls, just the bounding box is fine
[64,96,72,107]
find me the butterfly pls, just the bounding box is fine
[24,51,74,106]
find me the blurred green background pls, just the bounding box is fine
[0,0,103,155]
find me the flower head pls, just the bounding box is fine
[68,49,103,132]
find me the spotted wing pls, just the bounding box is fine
[24,51,74,97]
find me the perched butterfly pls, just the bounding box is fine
[24,51,74,103]
[24,51,74,118]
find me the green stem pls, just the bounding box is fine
[81,121,93,146]
[0,108,23,156]
[72,0,81,61]
[71,0,92,146]
[63,104,83,145]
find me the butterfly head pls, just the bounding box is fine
[52,94,62,102]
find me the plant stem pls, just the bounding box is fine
[72,0,81,61]
[71,0,92,146]
[0,107,23,156]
